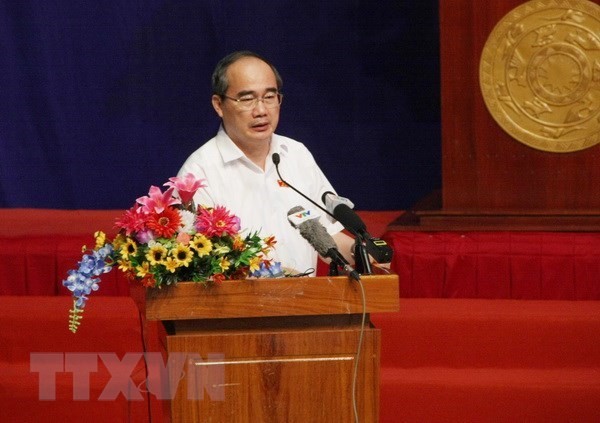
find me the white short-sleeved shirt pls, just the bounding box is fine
[177,126,344,275]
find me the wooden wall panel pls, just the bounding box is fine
[439,0,600,212]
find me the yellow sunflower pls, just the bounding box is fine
[112,233,127,250]
[146,244,168,265]
[119,238,138,259]
[190,234,212,257]
[171,244,193,267]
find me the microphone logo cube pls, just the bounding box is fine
[287,209,321,228]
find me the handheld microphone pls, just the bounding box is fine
[327,202,369,235]
[322,192,393,264]
[322,191,354,211]
[287,206,360,281]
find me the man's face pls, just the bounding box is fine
[212,57,280,149]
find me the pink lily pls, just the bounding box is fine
[136,186,181,214]
[164,173,207,205]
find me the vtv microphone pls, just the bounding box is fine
[287,206,360,281]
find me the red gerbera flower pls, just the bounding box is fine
[115,205,147,236]
[196,205,240,237]
[146,207,182,238]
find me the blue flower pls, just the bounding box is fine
[62,247,114,309]
[252,261,284,278]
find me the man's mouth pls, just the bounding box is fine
[251,122,270,131]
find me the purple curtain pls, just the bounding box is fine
[0,1,440,210]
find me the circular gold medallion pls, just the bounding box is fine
[480,0,600,152]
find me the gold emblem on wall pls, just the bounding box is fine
[480,0,600,152]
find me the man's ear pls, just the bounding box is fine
[212,95,224,118]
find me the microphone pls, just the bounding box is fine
[322,192,393,264]
[287,206,360,281]
[322,191,354,211]
[273,154,362,238]
[274,153,391,266]
[326,201,368,236]
[272,153,335,220]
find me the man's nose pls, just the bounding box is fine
[252,98,268,115]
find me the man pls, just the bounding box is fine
[178,51,354,275]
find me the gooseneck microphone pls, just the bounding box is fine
[271,152,280,165]
[272,153,339,224]
[287,206,360,281]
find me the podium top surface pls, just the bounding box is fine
[135,274,399,321]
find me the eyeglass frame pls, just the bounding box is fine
[221,91,283,110]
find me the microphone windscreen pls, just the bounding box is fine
[287,206,337,256]
[298,218,336,256]
[272,153,280,165]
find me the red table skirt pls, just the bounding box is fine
[383,231,600,300]
[0,209,401,296]
[2,209,599,300]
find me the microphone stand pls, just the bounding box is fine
[353,235,372,275]
[328,261,339,276]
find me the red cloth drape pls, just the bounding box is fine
[383,231,600,300]
[3,209,599,300]
[0,209,129,296]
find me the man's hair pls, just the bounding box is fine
[211,51,283,97]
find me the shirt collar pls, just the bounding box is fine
[268,134,289,159]
[215,126,245,164]
[215,125,290,166]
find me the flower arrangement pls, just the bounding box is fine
[63,174,280,333]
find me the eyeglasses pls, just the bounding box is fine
[222,92,283,110]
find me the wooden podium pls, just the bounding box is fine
[133,274,399,423]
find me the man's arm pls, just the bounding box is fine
[333,231,356,265]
